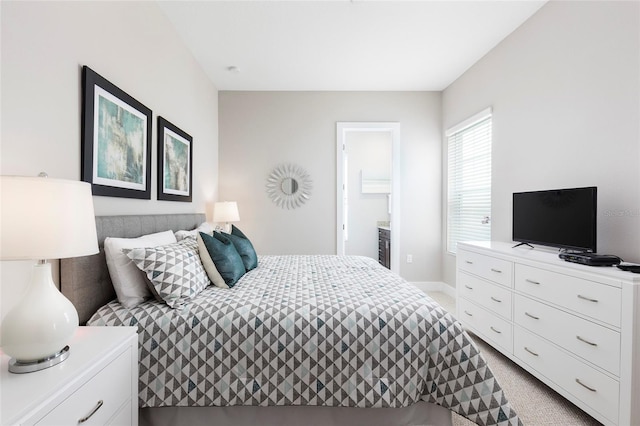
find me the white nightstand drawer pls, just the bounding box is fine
[458,272,512,320]
[514,327,619,425]
[107,401,132,426]
[514,264,621,327]
[458,250,513,288]
[458,298,513,354]
[514,294,621,376]
[36,347,132,426]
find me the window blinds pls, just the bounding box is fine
[447,109,492,254]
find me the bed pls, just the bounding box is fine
[61,213,520,426]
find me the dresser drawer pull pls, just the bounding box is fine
[575,378,597,392]
[78,400,104,423]
[524,347,539,357]
[465,260,473,265]
[577,294,598,303]
[490,326,502,334]
[576,335,598,347]
[525,279,540,285]
[464,310,473,317]
[464,285,474,290]
[524,312,540,320]
[490,296,502,303]
[490,268,502,273]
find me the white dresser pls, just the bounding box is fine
[1,326,138,426]
[456,241,640,426]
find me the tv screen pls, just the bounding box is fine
[512,187,597,252]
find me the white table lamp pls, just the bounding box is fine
[213,201,240,233]
[0,174,98,373]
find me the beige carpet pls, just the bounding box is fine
[426,292,602,426]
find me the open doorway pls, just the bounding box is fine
[336,122,400,274]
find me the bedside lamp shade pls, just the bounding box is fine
[213,201,239,233]
[1,176,98,260]
[0,175,98,373]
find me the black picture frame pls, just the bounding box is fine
[81,65,152,199]
[157,117,193,202]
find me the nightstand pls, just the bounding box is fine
[1,326,138,425]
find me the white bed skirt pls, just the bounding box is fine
[139,402,453,426]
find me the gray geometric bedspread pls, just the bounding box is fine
[88,255,520,425]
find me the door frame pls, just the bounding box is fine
[336,122,401,274]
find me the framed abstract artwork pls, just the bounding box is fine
[157,117,192,202]
[81,66,152,199]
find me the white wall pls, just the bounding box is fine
[442,1,640,285]
[219,91,442,282]
[1,1,219,321]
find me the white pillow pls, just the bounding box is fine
[104,230,177,308]
[174,222,215,241]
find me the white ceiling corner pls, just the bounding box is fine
[157,0,547,91]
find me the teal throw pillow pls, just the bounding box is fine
[199,232,246,286]
[227,225,258,271]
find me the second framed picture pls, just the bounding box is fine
[157,117,193,202]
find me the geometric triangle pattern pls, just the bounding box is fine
[89,255,521,425]
[123,239,210,309]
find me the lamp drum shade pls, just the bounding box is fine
[213,201,240,223]
[0,176,99,260]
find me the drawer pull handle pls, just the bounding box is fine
[577,294,598,303]
[525,312,540,320]
[575,378,597,392]
[524,347,539,357]
[490,326,502,334]
[465,285,474,290]
[464,310,473,316]
[78,400,104,423]
[525,279,540,285]
[465,260,473,265]
[490,296,502,303]
[576,335,598,347]
[490,268,502,273]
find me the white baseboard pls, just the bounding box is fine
[410,281,456,298]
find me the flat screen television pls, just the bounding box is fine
[512,186,597,252]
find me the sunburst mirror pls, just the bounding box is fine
[266,163,312,209]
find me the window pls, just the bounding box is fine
[446,108,492,254]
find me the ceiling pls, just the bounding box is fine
[158,1,547,91]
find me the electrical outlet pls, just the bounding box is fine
[407,254,413,263]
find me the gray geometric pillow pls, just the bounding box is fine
[124,239,210,308]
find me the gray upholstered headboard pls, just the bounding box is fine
[61,213,206,325]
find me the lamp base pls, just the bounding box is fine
[8,345,70,374]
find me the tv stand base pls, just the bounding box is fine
[512,242,534,249]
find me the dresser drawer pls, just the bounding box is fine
[514,327,619,424]
[514,264,621,327]
[458,272,512,320]
[36,347,133,425]
[458,250,513,288]
[514,294,621,376]
[458,298,513,354]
